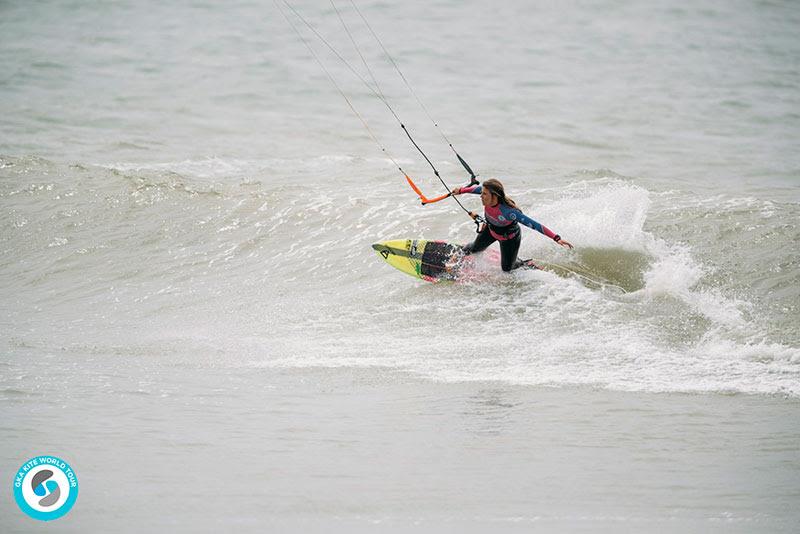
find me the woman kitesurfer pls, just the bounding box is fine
[451,179,573,271]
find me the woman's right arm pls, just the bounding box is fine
[451,185,482,195]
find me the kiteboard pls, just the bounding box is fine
[372,239,463,282]
[372,239,536,282]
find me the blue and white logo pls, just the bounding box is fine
[13,455,78,521]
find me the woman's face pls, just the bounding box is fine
[480,187,498,207]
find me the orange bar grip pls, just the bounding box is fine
[405,174,451,205]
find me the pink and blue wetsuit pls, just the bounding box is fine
[457,184,562,271]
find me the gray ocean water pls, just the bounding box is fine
[1,0,799,531]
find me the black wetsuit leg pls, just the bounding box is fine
[462,225,496,255]
[500,231,522,272]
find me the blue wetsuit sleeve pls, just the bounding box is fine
[458,185,482,194]
[504,206,558,239]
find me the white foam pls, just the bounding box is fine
[532,180,652,250]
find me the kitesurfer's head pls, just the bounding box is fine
[481,179,517,209]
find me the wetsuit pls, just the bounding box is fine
[457,184,562,271]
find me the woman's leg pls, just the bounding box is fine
[499,232,522,272]
[462,226,496,255]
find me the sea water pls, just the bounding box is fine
[1,0,799,531]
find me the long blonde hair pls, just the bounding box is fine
[482,179,517,209]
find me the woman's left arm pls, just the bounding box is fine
[508,208,574,249]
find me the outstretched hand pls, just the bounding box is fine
[451,187,461,195]
[558,239,574,250]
